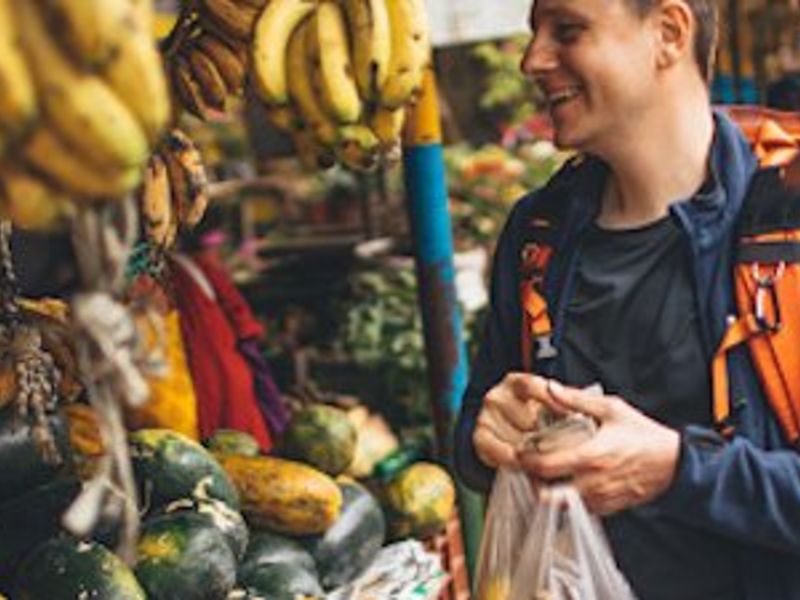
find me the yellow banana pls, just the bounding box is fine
[0,166,74,231]
[171,56,212,120]
[185,45,229,112]
[195,33,247,95]
[165,130,210,228]
[98,0,171,146]
[162,149,189,230]
[306,2,361,124]
[0,0,38,142]
[40,0,134,68]
[335,124,380,172]
[15,2,148,171]
[140,154,173,247]
[22,127,142,200]
[368,105,406,147]
[380,0,431,109]
[199,0,260,41]
[286,18,338,146]
[341,0,391,102]
[252,0,318,106]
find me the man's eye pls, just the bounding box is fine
[554,23,582,43]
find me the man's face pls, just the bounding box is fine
[521,0,661,152]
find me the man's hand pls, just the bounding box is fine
[520,380,681,515]
[473,373,550,469]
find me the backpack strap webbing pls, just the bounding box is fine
[713,167,800,446]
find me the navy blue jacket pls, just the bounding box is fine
[455,112,800,599]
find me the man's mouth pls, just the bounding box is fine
[546,87,582,107]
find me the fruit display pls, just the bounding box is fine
[15,537,146,600]
[280,403,357,476]
[216,452,343,535]
[138,128,211,249]
[0,0,169,229]
[205,428,262,457]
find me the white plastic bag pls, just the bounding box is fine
[508,484,637,600]
[474,468,536,600]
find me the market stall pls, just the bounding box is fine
[0,0,478,597]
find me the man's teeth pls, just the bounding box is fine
[548,88,580,104]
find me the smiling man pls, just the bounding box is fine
[455,0,800,598]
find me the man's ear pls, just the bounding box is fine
[654,0,694,71]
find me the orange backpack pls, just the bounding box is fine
[519,108,800,446]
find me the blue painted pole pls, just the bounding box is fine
[402,67,483,581]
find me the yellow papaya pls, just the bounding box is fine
[216,454,342,535]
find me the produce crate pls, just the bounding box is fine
[426,513,471,600]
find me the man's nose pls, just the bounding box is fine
[520,35,558,76]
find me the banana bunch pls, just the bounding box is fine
[251,0,431,172]
[166,0,265,120]
[0,0,170,232]
[138,129,211,249]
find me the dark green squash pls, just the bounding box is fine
[0,477,81,584]
[238,562,324,600]
[238,530,317,578]
[15,537,146,600]
[135,512,237,600]
[306,479,386,589]
[129,428,239,510]
[161,495,249,560]
[0,406,71,504]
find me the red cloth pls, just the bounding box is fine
[170,254,272,451]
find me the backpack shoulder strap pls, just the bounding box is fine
[714,167,800,447]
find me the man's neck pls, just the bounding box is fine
[596,83,715,230]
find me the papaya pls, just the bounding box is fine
[281,404,357,476]
[135,512,237,600]
[216,453,342,535]
[129,428,239,510]
[16,537,146,600]
[382,462,456,540]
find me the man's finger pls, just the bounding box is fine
[518,444,584,480]
[547,380,618,420]
[474,426,521,469]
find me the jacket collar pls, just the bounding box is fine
[550,110,759,248]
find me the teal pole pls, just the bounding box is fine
[402,67,483,582]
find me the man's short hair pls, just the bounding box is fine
[629,0,719,82]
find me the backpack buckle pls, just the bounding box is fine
[753,262,785,332]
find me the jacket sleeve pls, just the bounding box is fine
[654,424,800,555]
[453,200,529,493]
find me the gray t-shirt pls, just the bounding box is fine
[561,216,742,600]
